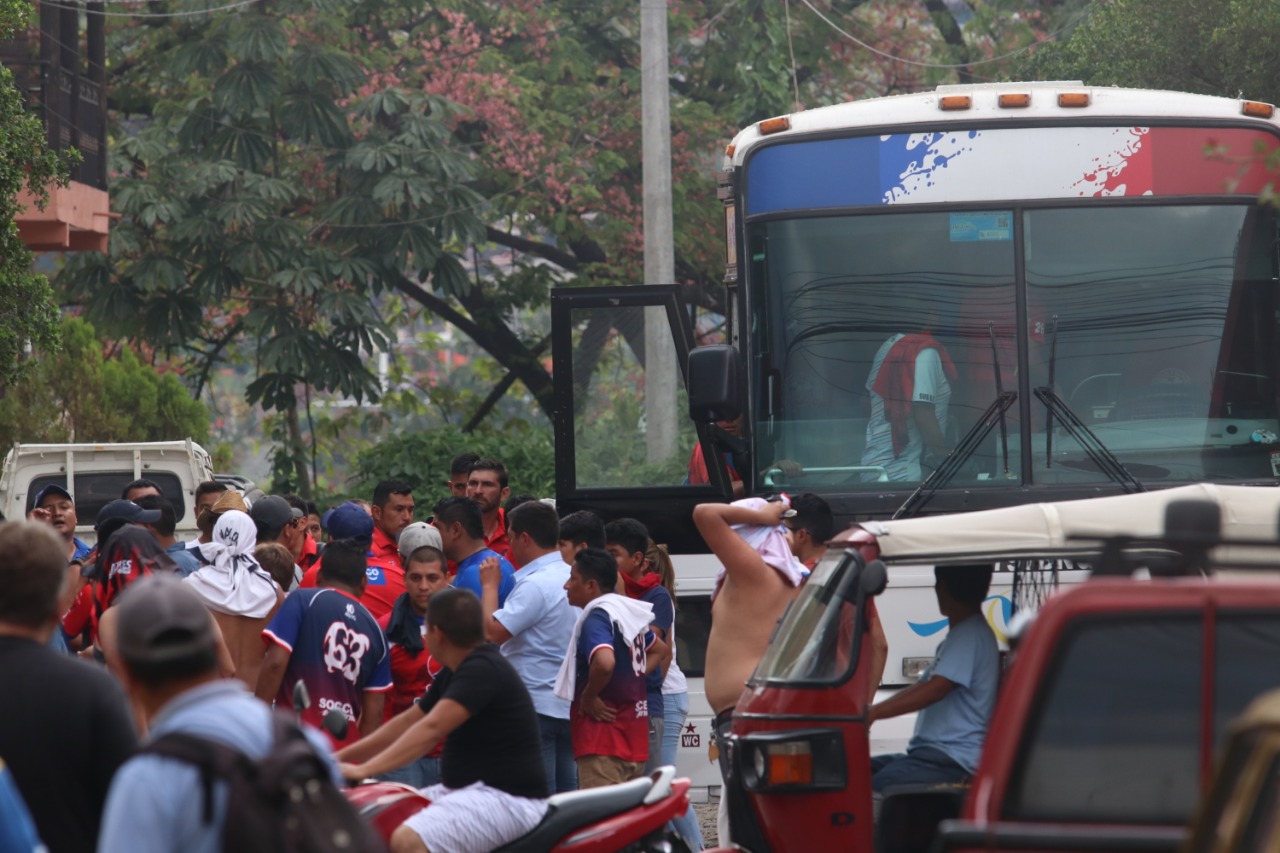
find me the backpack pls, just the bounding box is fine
[142,712,385,853]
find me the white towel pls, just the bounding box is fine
[711,497,809,602]
[553,593,655,702]
[185,510,279,618]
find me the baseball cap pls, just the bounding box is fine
[95,499,161,531]
[249,495,302,531]
[115,575,216,667]
[33,483,72,507]
[398,521,442,562]
[323,501,375,541]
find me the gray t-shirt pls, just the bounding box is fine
[908,612,999,773]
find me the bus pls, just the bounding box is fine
[549,82,1280,795]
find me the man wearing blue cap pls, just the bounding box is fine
[28,484,91,565]
[300,502,406,621]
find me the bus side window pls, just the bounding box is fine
[674,595,712,679]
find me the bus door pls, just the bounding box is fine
[550,284,736,555]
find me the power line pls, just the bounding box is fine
[42,0,259,19]
[798,0,1087,70]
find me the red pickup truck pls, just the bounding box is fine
[709,484,1280,853]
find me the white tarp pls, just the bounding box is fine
[843,484,1280,567]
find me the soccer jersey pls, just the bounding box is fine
[570,609,654,763]
[262,587,392,747]
[453,549,516,607]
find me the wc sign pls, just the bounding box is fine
[681,723,700,749]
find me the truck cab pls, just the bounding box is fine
[0,440,215,544]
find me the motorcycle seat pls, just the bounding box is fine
[492,776,654,852]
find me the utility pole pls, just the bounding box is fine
[641,0,678,465]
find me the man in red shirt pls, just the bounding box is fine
[376,544,451,787]
[466,460,511,560]
[371,479,415,566]
[303,502,405,621]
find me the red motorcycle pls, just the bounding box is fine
[347,766,694,853]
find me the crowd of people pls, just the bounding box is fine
[0,447,998,853]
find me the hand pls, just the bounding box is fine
[339,762,367,784]
[773,459,804,478]
[478,556,502,589]
[28,507,50,524]
[582,696,617,722]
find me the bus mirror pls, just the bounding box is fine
[688,345,741,422]
[859,559,888,598]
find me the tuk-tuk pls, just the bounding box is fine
[715,484,1280,853]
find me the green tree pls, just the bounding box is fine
[0,0,75,386]
[1019,0,1280,104]
[0,315,209,448]
[350,423,553,504]
[59,0,486,496]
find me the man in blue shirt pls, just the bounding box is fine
[99,574,340,853]
[433,496,515,605]
[480,501,580,792]
[867,564,999,793]
[256,539,393,747]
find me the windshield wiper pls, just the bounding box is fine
[1034,386,1145,494]
[893,391,1017,519]
[1037,315,1143,494]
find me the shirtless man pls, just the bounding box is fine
[693,498,805,845]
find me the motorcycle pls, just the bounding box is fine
[294,680,695,852]
[348,766,694,853]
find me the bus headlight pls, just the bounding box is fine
[739,729,846,793]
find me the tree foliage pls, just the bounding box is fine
[57,0,1068,488]
[0,316,209,449]
[1019,0,1280,104]
[0,0,74,387]
[350,422,554,504]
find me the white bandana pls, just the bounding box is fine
[185,510,279,618]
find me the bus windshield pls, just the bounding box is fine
[747,202,1280,492]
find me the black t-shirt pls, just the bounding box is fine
[416,643,548,799]
[0,636,138,853]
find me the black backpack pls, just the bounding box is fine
[142,712,385,852]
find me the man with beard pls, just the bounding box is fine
[466,460,512,561]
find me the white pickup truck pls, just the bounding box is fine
[0,440,215,544]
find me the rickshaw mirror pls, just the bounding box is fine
[859,559,888,598]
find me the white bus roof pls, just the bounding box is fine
[841,484,1280,567]
[725,83,1280,167]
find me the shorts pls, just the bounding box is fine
[576,754,645,789]
[400,782,548,853]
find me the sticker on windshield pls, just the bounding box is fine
[950,211,1012,242]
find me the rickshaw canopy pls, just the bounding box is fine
[840,484,1280,567]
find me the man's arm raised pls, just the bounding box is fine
[479,556,513,644]
[693,501,789,586]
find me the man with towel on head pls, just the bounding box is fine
[184,509,283,688]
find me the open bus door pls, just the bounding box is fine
[550,284,736,554]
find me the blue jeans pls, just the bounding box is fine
[378,755,441,789]
[538,713,577,793]
[662,692,705,850]
[870,746,968,792]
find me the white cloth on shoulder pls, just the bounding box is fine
[185,510,279,618]
[553,593,655,702]
[711,497,808,603]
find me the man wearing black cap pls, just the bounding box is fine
[0,521,137,853]
[27,483,91,565]
[99,575,340,851]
